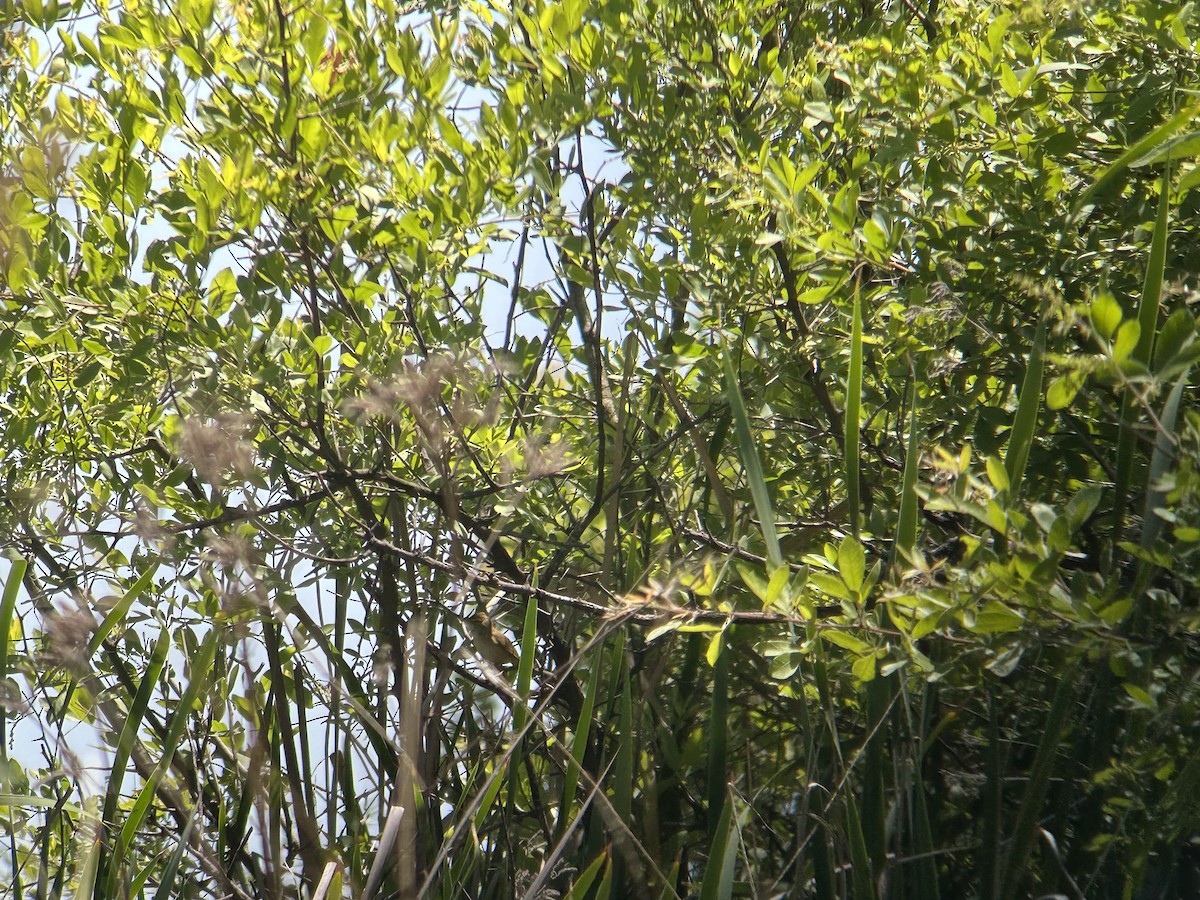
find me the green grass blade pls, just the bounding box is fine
[614,665,634,828]
[1130,368,1192,603]
[705,632,730,840]
[87,564,158,657]
[1005,305,1048,497]
[594,849,614,900]
[101,625,172,895]
[844,791,879,900]
[724,351,782,568]
[150,809,197,900]
[116,633,217,867]
[845,278,864,540]
[979,693,1004,900]
[893,374,921,567]
[1072,100,1200,218]
[0,557,28,776]
[999,663,1079,900]
[472,760,507,831]
[1140,369,1189,552]
[810,818,836,900]
[607,667,635,895]
[511,595,539,735]
[862,678,890,872]
[564,850,608,900]
[73,807,103,900]
[698,794,741,900]
[1114,162,1173,542]
[557,650,602,840]
[911,762,941,900]
[1134,160,1171,365]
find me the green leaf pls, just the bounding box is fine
[1122,683,1157,710]
[837,535,866,593]
[971,601,1025,634]
[765,565,791,607]
[810,571,851,600]
[851,652,877,682]
[985,456,1009,493]
[1111,319,1141,361]
[1046,369,1087,410]
[736,563,771,603]
[1090,290,1123,341]
[821,630,871,654]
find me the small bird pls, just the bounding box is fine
[462,611,520,669]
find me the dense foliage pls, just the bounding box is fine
[1,0,1199,897]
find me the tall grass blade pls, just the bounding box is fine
[594,850,615,900]
[150,810,198,900]
[1004,305,1048,497]
[862,678,890,873]
[999,663,1079,900]
[698,794,742,900]
[911,762,941,900]
[1072,100,1199,219]
[844,791,879,900]
[557,650,602,840]
[116,633,217,872]
[101,625,172,894]
[893,373,921,567]
[0,557,27,778]
[614,664,634,827]
[1140,369,1189,552]
[363,802,405,900]
[564,850,608,900]
[1114,161,1172,542]
[979,693,1003,900]
[810,819,836,900]
[846,277,864,540]
[1133,161,1171,365]
[1131,368,1192,603]
[511,596,539,735]
[705,632,730,839]
[73,803,103,900]
[471,760,507,831]
[724,351,782,568]
[87,564,157,656]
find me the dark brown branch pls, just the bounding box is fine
[365,533,844,625]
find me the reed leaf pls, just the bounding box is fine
[564,851,609,900]
[1141,369,1189,552]
[1004,305,1048,497]
[846,277,864,540]
[724,351,782,568]
[150,811,197,900]
[101,625,172,895]
[557,649,602,840]
[1072,100,1200,219]
[511,595,539,735]
[1114,160,1173,541]
[0,557,27,776]
[999,663,1080,900]
[894,374,921,566]
[115,633,217,874]
[844,791,879,900]
[705,631,731,839]
[698,793,742,900]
